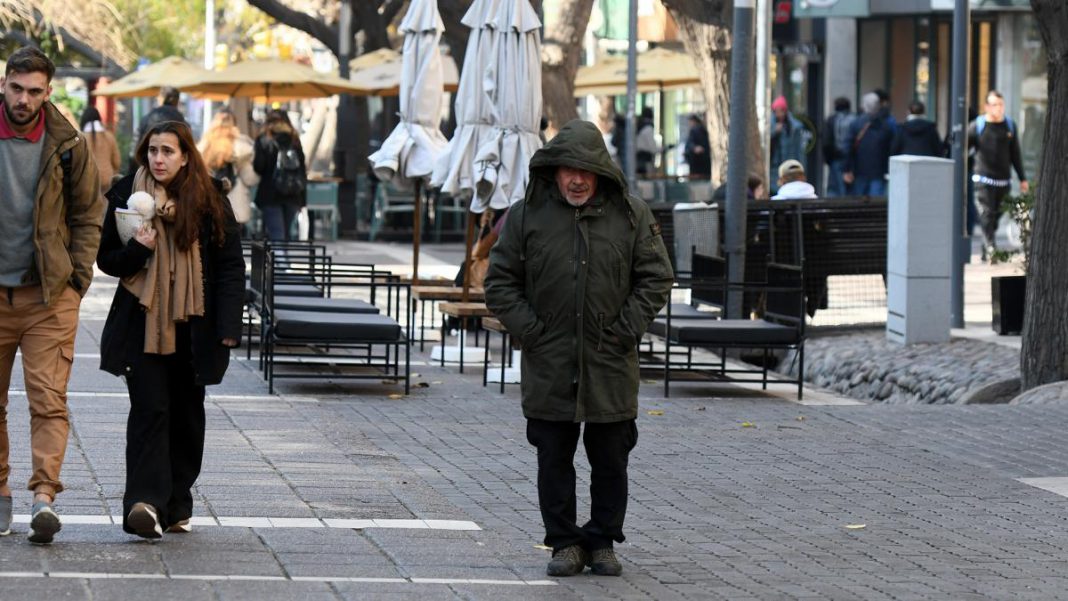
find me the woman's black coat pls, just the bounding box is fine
[97,174,246,386]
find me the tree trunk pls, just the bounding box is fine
[1021,0,1068,389]
[541,0,595,133]
[662,0,765,185]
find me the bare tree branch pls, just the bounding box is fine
[246,0,339,57]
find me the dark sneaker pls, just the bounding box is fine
[127,502,163,539]
[588,547,623,576]
[28,501,61,544]
[0,496,11,536]
[546,544,589,577]
[166,519,191,534]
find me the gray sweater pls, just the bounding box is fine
[0,134,44,286]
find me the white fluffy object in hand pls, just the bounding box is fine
[126,191,156,219]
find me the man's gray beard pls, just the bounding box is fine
[565,195,590,207]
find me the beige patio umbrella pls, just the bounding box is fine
[95,57,209,98]
[572,47,699,97]
[184,59,367,102]
[349,48,459,96]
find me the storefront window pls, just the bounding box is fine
[1011,14,1047,183]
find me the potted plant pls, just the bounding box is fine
[990,188,1033,335]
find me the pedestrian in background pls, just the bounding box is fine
[844,92,896,196]
[968,89,1028,260]
[772,159,818,200]
[683,113,711,180]
[892,100,943,157]
[769,95,809,194]
[0,47,105,544]
[821,97,855,196]
[199,108,259,228]
[253,109,306,241]
[485,119,673,578]
[97,120,245,539]
[634,107,657,177]
[137,86,185,145]
[80,106,121,194]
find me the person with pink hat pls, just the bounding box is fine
[769,95,810,194]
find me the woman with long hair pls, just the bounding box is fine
[96,120,245,539]
[253,109,306,240]
[79,106,121,193]
[198,108,258,227]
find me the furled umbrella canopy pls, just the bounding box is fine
[349,47,460,97]
[368,0,449,184]
[430,0,501,202]
[472,0,543,213]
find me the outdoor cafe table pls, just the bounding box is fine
[437,301,492,373]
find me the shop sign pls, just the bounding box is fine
[794,0,871,18]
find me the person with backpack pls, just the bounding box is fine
[968,89,1028,260]
[821,97,855,196]
[0,47,105,544]
[199,108,258,229]
[843,92,896,196]
[253,109,306,241]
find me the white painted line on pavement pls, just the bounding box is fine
[1018,477,1068,497]
[9,514,481,531]
[0,572,556,586]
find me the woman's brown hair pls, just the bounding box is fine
[136,120,227,250]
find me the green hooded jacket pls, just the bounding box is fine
[485,119,674,423]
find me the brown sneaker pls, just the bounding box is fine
[166,519,191,533]
[588,547,622,576]
[127,502,163,539]
[546,544,589,577]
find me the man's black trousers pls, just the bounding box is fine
[526,418,638,552]
[122,327,206,533]
[976,182,1011,250]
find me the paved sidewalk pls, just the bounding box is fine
[0,245,1065,600]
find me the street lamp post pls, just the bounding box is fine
[203,0,215,129]
[624,0,638,189]
[725,0,755,319]
[949,0,970,328]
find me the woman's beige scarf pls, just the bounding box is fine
[121,167,205,355]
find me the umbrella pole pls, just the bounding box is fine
[412,180,422,285]
[460,208,477,303]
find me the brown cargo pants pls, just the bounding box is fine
[0,285,80,499]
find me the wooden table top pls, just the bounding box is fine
[413,286,485,301]
[439,301,492,317]
[481,316,505,332]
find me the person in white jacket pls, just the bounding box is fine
[198,108,259,227]
[771,159,818,200]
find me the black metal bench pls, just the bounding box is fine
[650,259,806,399]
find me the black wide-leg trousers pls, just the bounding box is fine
[122,328,206,533]
[526,418,638,552]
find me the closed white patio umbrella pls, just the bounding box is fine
[430,0,500,201]
[367,0,449,283]
[472,0,543,213]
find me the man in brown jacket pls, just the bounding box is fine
[0,47,105,544]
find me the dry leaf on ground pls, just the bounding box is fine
[741,422,755,428]
[647,410,664,416]
[845,524,867,530]
[387,393,404,399]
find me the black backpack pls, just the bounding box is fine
[272,141,305,197]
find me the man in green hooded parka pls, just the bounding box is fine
[485,119,673,577]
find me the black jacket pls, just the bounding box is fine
[253,128,306,207]
[892,118,944,158]
[97,174,246,386]
[846,113,896,179]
